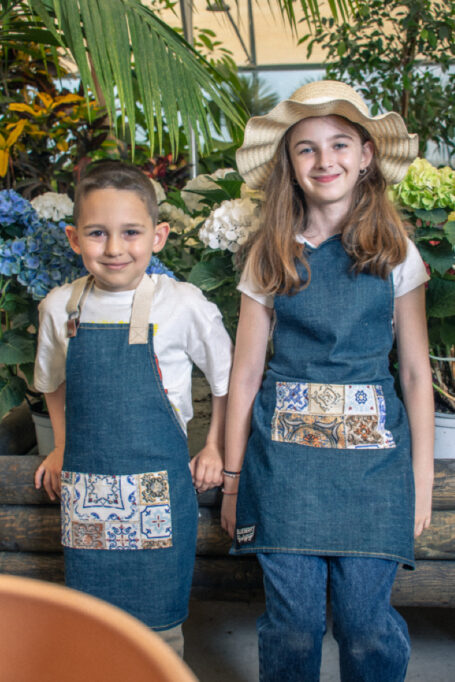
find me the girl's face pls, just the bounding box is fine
[66,188,169,292]
[288,115,373,214]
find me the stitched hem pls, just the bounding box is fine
[150,613,188,631]
[230,545,415,569]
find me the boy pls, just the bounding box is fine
[34,160,232,655]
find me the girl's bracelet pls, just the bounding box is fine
[221,488,239,495]
[223,469,241,478]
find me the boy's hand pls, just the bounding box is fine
[189,443,223,492]
[34,448,64,501]
[221,494,237,539]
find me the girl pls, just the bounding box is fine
[34,160,232,656]
[221,81,434,681]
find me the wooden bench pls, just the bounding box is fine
[0,397,454,607]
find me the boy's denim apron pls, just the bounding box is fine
[60,274,198,630]
[234,236,415,568]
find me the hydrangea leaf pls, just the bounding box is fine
[188,258,231,291]
[418,239,455,276]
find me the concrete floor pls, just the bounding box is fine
[183,600,455,681]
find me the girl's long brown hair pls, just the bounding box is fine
[243,118,408,296]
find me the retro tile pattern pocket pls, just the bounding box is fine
[61,470,172,549]
[271,382,395,449]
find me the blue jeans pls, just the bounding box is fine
[257,554,410,682]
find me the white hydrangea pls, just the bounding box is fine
[149,178,166,205]
[31,192,74,222]
[199,197,261,253]
[181,168,235,214]
[159,202,196,233]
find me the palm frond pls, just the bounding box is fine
[25,0,244,155]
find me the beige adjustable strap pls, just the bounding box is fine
[66,275,94,338]
[128,274,156,345]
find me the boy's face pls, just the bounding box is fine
[66,188,169,292]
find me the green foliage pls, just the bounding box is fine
[305,0,455,160]
[392,159,455,408]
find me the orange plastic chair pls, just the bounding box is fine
[0,575,198,682]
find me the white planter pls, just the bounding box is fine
[31,412,55,456]
[434,411,455,459]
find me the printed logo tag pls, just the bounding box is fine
[236,525,256,545]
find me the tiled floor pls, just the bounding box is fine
[183,600,455,681]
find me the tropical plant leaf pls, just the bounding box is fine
[0,329,36,364]
[0,374,27,418]
[427,278,455,318]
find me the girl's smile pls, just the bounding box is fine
[288,115,373,213]
[65,188,169,292]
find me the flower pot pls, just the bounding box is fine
[31,412,54,456]
[434,411,455,459]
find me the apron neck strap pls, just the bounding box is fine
[66,275,94,338]
[129,274,156,345]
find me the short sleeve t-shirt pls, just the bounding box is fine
[34,274,233,432]
[238,236,429,307]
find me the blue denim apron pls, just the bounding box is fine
[234,236,415,568]
[60,275,198,629]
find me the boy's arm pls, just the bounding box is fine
[34,382,66,501]
[395,285,434,537]
[189,393,227,492]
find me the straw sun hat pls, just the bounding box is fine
[236,80,418,189]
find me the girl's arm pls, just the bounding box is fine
[190,393,228,492]
[221,294,273,538]
[394,284,434,537]
[34,381,66,501]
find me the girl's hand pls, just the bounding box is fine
[189,444,223,492]
[34,448,64,501]
[221,493,238,539]
[414,475,433,537]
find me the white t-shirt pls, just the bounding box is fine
[238,236,429,307]
[34,274,233,432]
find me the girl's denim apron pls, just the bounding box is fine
[234,236,415,568]
[60,274,198,629]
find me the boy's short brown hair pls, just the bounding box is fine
[73,160,159,226]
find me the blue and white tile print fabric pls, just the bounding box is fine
[61,470,172,550]
[271,381,396,449]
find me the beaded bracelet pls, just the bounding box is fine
[221,488,238,495]
[223,469,241,478]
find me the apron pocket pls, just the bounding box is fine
[271,381,396,449]
[61,470,173,549]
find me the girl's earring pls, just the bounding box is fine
[359,168,367,176]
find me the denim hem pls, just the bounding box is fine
[229,545,415,570]
[149,612,188,631]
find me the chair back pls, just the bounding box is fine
[0,575,198,682]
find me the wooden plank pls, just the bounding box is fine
[433,459,455,510]
[0,552,64,583]
[0,405,36,456]
[414,510,455,559]
[0,506,61,552]
[0,505,233,556]
[392,560,455,607]
[0,552,454,607]
[2,503,455,560]
[2,455,455,510]
[0,456,56,505]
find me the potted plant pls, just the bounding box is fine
[391,159,455,457]
[0,188,173,452]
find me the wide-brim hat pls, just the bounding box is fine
[236,80,418,188]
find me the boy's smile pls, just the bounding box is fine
[66,188,169,292]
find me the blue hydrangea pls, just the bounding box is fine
[0,189,175,300]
